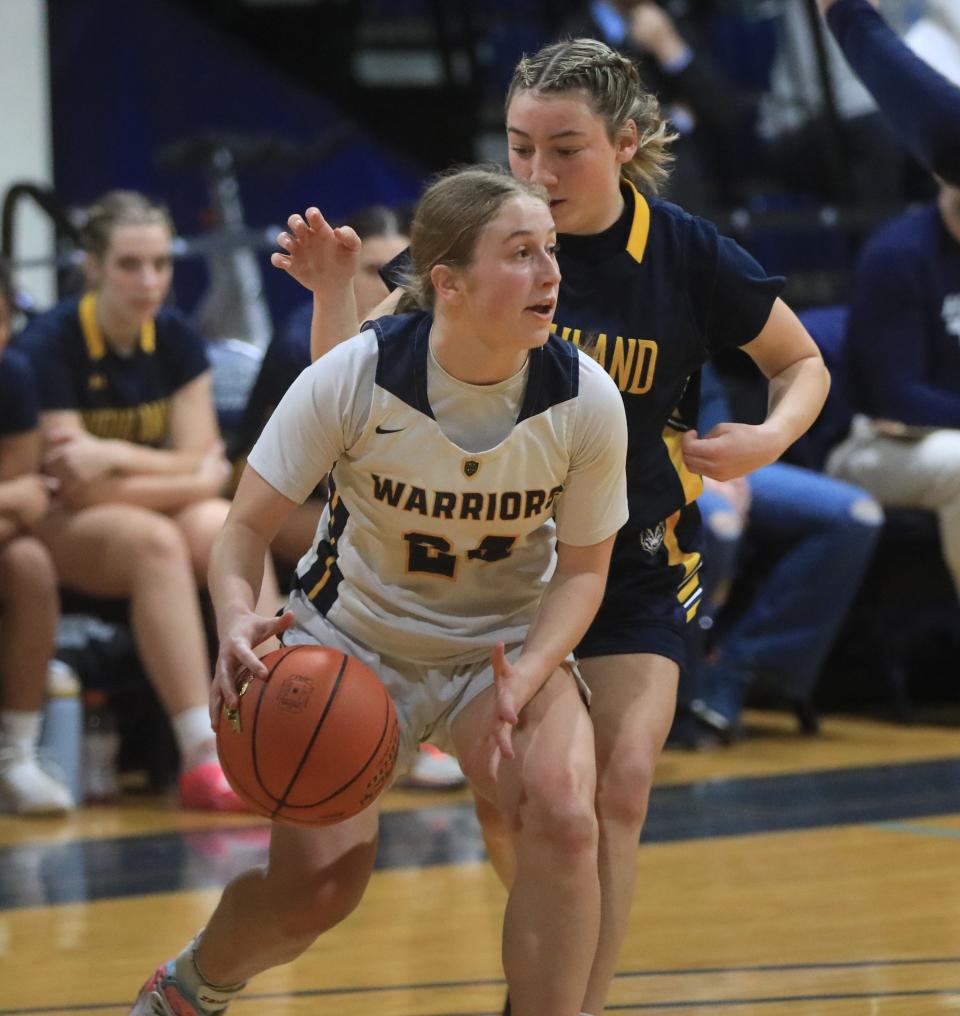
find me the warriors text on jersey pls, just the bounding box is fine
[247,311,629,666]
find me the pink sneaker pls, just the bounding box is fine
[130,965,202,1016]
[398,743,467,790]
[178,761,249,813]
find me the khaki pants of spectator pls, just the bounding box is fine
[826,415,960,598]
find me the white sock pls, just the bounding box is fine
[171,935,245,1015]
[171,707,216,771]
[0,710,43,755]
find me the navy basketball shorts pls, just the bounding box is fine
[576,501,703,667]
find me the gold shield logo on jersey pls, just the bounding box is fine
[463,458,480,478]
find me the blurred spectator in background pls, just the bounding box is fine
[756,0,920,205]
[0,257,73,815]
[17,190,280,811]
[682,363,882,743]
[822,0,960,604]
[821,0,960,186]
[826,178,960,603]
[560,0,748,208]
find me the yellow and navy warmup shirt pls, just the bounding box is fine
[248,311,629,668]
[0,349,41,438]
[17,294,209,445]
[554,180,784,530]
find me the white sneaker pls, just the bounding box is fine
[399,744,467,790]
[0,748,74,815]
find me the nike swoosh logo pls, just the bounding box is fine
[375,425,405,434]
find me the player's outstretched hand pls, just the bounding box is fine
[681,421,785,482]
[211,609,295,727]
[270,207,361,295]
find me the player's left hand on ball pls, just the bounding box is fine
[210,610,295,727]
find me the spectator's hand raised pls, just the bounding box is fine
[629,1,689,66]
[271,207,361,295]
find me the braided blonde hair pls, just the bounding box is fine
[507,37,676,194]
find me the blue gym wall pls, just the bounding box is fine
[46,0,426,331]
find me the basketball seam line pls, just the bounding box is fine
[280,682,396,812]
[247,646,300,811]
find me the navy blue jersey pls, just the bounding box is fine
[554,181,784,528]
[18,294,209,446]
[0,348,40,437]
[847,203,960,427]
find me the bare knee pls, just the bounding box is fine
[131,515,192,574]
[0,536,57,601]
[176,499,229,578]
[596,744,659,828]
[516,772,598,860]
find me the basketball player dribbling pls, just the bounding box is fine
[129,165,630,1016]
[281,40,830,1016]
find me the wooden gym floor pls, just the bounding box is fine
[2,709,960,1015]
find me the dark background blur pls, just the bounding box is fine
[44,0,820,333]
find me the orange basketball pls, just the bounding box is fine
[216,645,399,826]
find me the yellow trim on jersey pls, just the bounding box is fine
[141,317,156,353]
[308,554,338,600]
[78,293,106,361]
[662,424,704,505]
[625,181,651,264]
[78,292,156,360]
[662,509,703,621]
[307,492,342,600]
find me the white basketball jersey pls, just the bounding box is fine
[248,311,628,665]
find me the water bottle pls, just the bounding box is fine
[39,659,84,805]
[83,689,121,803]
